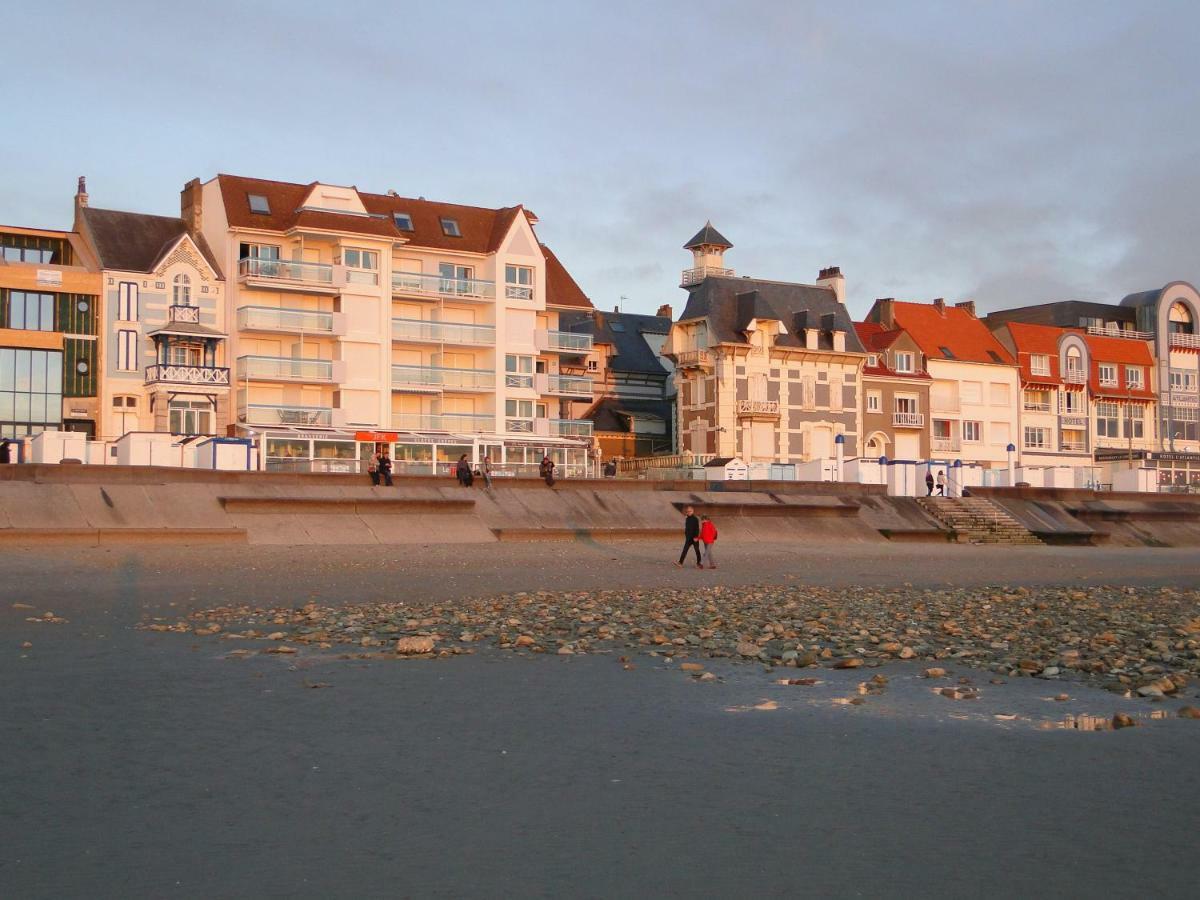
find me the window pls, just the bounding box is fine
[1096,401,1119,438]
[506,398,533,417]
[962,420,982,442]
[440,218,461,237]
[247,194,270,214]
[343,248,379,285]
[173,273,192,306]
[866,391,881,413]
[117,330,138,372]
[1079,316,1103,329]
[986,351,1004,364]
[990,422,1009,446]
[1125,366,1143,389]
[117,282,138,321]
[587,359,598,371]
[895,396,918,414]
[1024,390,1050,412]
[1024,426,1049,449]
[932,419,953,440]
[505,354,533,388]
[7,291,55,331]
[239,243,280,261]
[1060,391,1084,414]
[990,383,1010,406]
[1168,301,1194,335]
[439,262,473,292]
[867,354,878,367]
[960,381,982,404]
[2,245,54,263]
[1125,406,1144,439]
[112,395,138,408]
[1030,354,1050,376]
[894,351,914,373]
[938,346,956,359]
[1169,369,1197,392]
[0,347,63,436]
[393,213,414,231]
[505,265,534,300]
[1099,364,1117,387]
[168,398,212,436]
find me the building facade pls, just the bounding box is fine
[854,322,931,461]
[665,225,865,462]
[0,206,100,440]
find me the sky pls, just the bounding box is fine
[2,0,1198,320]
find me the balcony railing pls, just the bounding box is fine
[238,355,334,381]
[537,329,593,353]
[391,271,495,300]
[1064,369,1087,384]
[168,305,199,324]
[681,266,734,286]
[392,413,494,433]
[505,284,534,301]
[243,403,333,426]
[391,365,494,391]
[892,411,924,428]
[932,437,961,453]
[506,418,535,433]
[391,318,495,345]
[1023,401,1051,412]
[541,374,593,397]
[1060,439,1088,451]
[237,305,337,333]
[548,419,593,437]
[1170,332,1200,349]
[676,349,711,368]
[1087,325,1153,340]
[735,399,780,417]
[505,373,534,390]
[238,257,334,285]
[145,364,230,386]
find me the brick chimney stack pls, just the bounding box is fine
[816,266,845,303]
[181,178,203,235]
[656,303,673,319]
[954,299,977,317]
[933,297,946,315]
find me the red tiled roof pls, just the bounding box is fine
[889,301,1015,365]
[853,322,930,379]
[541,244,593,309]
[1005,322,1067,385]
[1084,332,1155,400]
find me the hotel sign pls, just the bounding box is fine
[36,269,63,286]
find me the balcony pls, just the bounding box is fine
[237,257,338,294]
[505,284,535,301]
[238,355,338,382]
[505,372,535,390]
[237,305,344,335]
[736,399,780,418]
[1064,369,1088,384]
[547,418,593,437]
[932,437,961,453]
[892,412,925,428]
[145,364,230,386]
[1087,325,1153,341]
[1023,401,1052,412]
[168,305,200,324]
[1060,439,1088,452]
[536,329,593,354]
[242,403,333,427]
[392,413,494,433]
[681,266,734,287]
[506,417,535,434]
[391,318,495,346]
[676,349,712,370]
[538,373,593,397]
[391,271,495,301]
[392,365,494,392]
[1170,332,1200,350]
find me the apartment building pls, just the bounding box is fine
[74,182,229,439]
[0,197,100,440]
[867,299,1019,467]
[183,174,595,474]
[560,305,674,458]
[664,224,866,462]
[853,322,931,461]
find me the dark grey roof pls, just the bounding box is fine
[984,299,1135,328]
[583,397,672,434]
[678,275,865,353]
[1119,289,1162,308]
[683,221,732,250]
[146,321,227,338]
[81,207,222,276]
[704,457,738,467]
[560,309,672,377]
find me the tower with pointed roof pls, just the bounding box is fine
[681,222,733,286]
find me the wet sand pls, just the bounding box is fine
[2,542,1199,898]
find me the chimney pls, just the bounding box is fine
[181,178,203,235]
[75,176,89,208]
[933,297,946,315]
[656,303,673,319]
[954,299,977,317]
[816,266,845,303]
[872,298,896,328]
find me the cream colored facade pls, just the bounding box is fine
[926,359,1021,466]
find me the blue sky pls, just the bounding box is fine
[2,0,1197,319]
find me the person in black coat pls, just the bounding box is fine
[925,470,935,496]
[455,454,473,487]
[378,450,393,487]
[675,505,702,568]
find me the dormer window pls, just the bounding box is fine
[867,354,878,367]
[440,218,461,237]
[248,194,270,214]
[393,213,413,231]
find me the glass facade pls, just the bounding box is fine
[0,348,63,438]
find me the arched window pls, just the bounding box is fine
[1169,301,1194,335]
[173,273,192,306]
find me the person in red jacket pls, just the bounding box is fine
[698,515,718,569]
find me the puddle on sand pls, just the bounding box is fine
[1044,710,1171,731]
[725,699,779,713]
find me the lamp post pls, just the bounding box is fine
[1006,442,1016,488]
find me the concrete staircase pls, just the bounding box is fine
[916,496,1043,545]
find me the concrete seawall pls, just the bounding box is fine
[1,465,1198,547]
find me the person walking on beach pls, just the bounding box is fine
[540,454,556,486]
[378,449,393,487]
[675,505,702,568]
[455,454,473,487]
[936,470,946,496]
[481,454,494,490]
[368,448,381,486]
[698,514,718,569]
[925,470,935,496]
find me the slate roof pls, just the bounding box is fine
[583,397,673,434]
[560,309,671,374]
[1119,289,1162,309]
[678,275,864,354]
[80,207,222,276]
[984,299,1136,329]
[887,301,1014,365]
[683,221,732,250]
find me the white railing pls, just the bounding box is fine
[1170,332,1200,349]
[1060,439,1088,451]
[538,329,593,352]
[1023,401,1051,412]
[238,356,333,381]
[736,399,780,416]
[392,365,494,391]
[1168,394,1199,408]
[505,373,534,390]
[932,437,961,453]
[681,266,734,286]
[145,364,230,386]
[542,374,593,396]
[391,318,495,345]
[243,404,332,426]
[345,269,379,286]
[892,411,924,427]
[391,271,495,299]
[168,305,199,323]
[237,305,336,333]
[1087,325,1153,340]
[676,349,711,368]
[238,257,334,285]
[1064,370,1088,384]
[506,418,534,433]
[392,413,494,433]
[505,284,534,301]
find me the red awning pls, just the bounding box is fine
[354,431,399,442]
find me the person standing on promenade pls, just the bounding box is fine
[936,470,946,496]
[455,454,473,487]
[675,505,702,568]
[698,514,718,569]
[368,447,381,486]
[540,454,556,486]
[378,449,393,487]
[481,454,494,491]
[925,470,935,496]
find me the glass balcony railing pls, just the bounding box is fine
[540,330,593,352]
[243,403,333,426]
[543,374,593,396]
[392,413,494,433]
[392,365,494,390]
[391,271,495,299]
[549,419,593,437]
[237,305,335,333]
[238,355,334,381]
[238,257,334,284]
[391,318,495,345]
